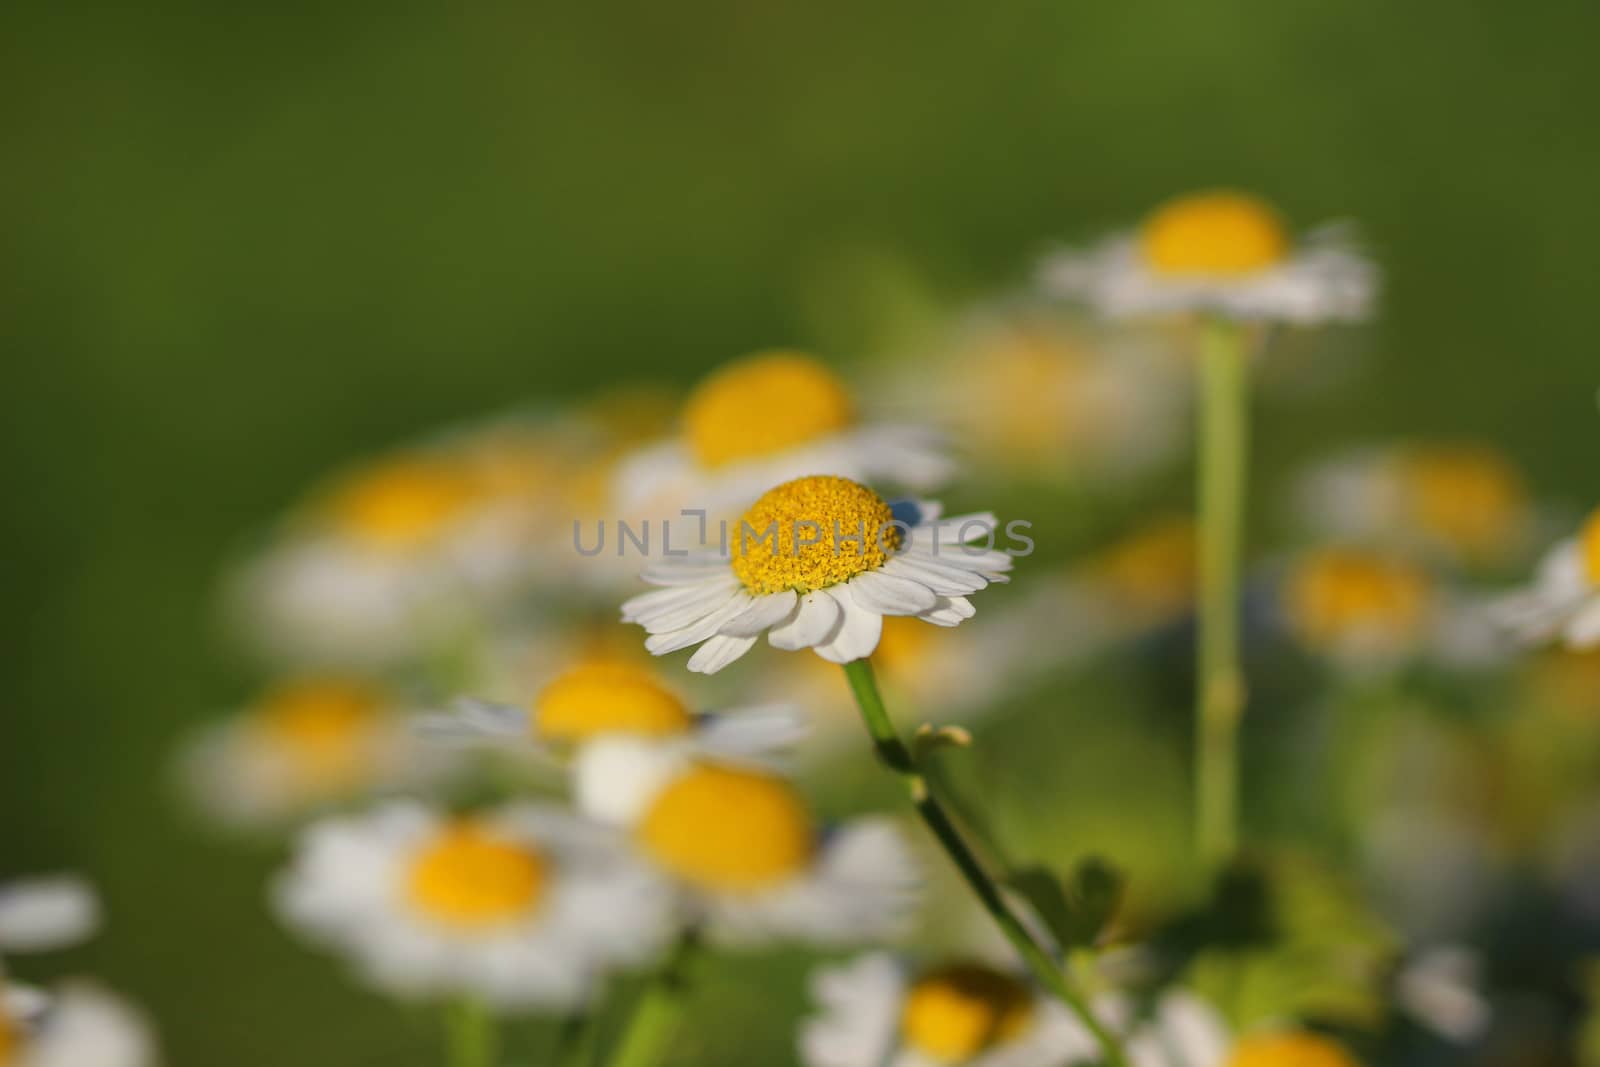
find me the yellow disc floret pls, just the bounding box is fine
[255,678,385,786]
[407,820,547,928]
[535,660,693,742]
[327,456,482,550]
[636,762,816,892]
[683,351,856,467]
[1581,507,1600,586]
[1286,548,1432,650]
[1226,1032,1361,1067]
[731,475,900,596]
[1399,445,1527,561]
[1140,191,1290,277]
[900,963,1035,1061]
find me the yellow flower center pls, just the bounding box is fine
[1398,446,1526,560]
[1226,1032,1361,1067]
[534,660,694,742]
[636,762,816,892]
[406,821,547,928]
[1095,516,1197,618]
[255,678,385,786]
[327,457,483,550]
[1139,191,1290,277]
[0,1008,20,1065]
[731,475,900,596]
[1286,549,1432,648]
[900,963,1035,1061]
[682,351,856,468]
[1581,507,1600,586]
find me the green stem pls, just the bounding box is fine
[604,936,697,1067]
[841,660,1129,1067]
[445,997,496,1067]
[1195,318,1252,871]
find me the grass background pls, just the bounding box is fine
[4,2,1600,1063]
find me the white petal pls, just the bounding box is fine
[769,592,843,651]
[812,585,884,664]
[847,571,939,616]
[882,555,987,596]
[644,595,756,655]
[694,705,808,759]
[917,596,976,627]
[718,590,799,638]
[1566,597,1600,648]
[622,580,742,630]
[0,877,101,953]
[687,634,759,674]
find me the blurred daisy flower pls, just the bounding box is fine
[614,351,952,517]
[881,313,1188,485]
[1039,190,1375,324]
[178,677,448,829]
[273,801,674,1010]
[416,657,803,808]
[1493,506,1600,648]
[1216,1032,1360,1067]
[798,953,1095,1067]
[1281,547,1436,671]
[577,744,918,945]
[1293,442,1535,568]
[0,877,100,957]
[0,982,157,1067]
[622,475,1013,674]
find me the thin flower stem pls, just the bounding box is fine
[840,659,1129,1067]
[604,934,697,1067]
[445,997,496,1067]
[1195,317,1252,870]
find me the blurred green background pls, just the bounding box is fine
[5,3,1600,1063]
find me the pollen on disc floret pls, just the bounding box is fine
[730,475,901,596]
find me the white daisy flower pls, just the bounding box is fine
[414,657,804,821]
[1278,546,1437,673]
[881,312,1189,485]
[613,351,953,518]
[178,677,450,829]
[1292,443,1535,568]
[799,952,1096,1067]
[1038,190,1376,324]
[1493,507,1600,648]
[577,743,919,946]
[1115,992,1231,1067]
[621,475,1013,675]
[0,982,157,1067]
[272,801,676,1010]
[0,877,100,957]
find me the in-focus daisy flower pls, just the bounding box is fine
[576,744,918,945]
[0,982,157,1067]
[179,677,447,828]
[1293,443,1534,568]
[1282,547,1435,670]
[881,313,1188,485]
[0,877,100,957]
[1493,506,1600,648]
[799,953,1096,1067]
[614,351,952,517]
[1039,190,1375,324]
[622,475,1012,674]
[273,801,674,1009]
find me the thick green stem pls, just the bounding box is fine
[604,936,696,1067]
[445,997,496,1067]
[1195,318,1252,870]
[840,660,1128,1067]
